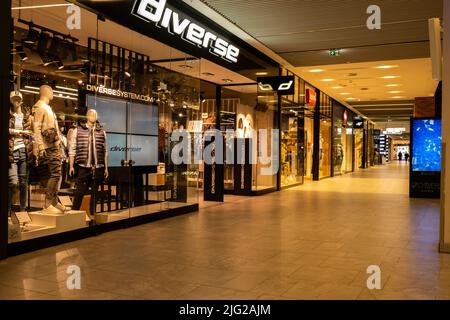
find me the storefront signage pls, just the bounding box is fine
[384,128,406,135]
[353,117,364,129]
[132,0,240,63]
[257,76,295,95]
[84,84,151,103]
[306,88,317,107]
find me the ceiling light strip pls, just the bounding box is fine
[12,4,72,10]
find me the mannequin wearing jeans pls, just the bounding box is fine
[32,85,65,214]
[69,109,108,215]
[8,91,33,213]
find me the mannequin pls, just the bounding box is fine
[69,109,108,215]
[8,91,33,213]
[32,85,65,214]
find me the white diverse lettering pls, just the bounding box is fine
[132,0,240,63]
[213,38,229,57]
[203,31,217,48]
[186,23,206,46]
[137,0,166,23]
[170,12,190,35]
[159,7,172,28]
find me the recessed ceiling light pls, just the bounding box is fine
[202,72,215,77]
[392,96,406,99]
[309,69,325,73]
[375,65,398,69]
[381,76,400,79]
[222,79,233,83]
[388,90,403,94]
[256,72,268,76]
[346,97,358,100]
[386,84,401,87]
[331,86,344,89]
[321,78,335,82]
[339,93,351,95]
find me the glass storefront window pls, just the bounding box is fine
[8,0,199,244]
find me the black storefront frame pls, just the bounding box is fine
[0,0,12,260]
[1,1,283,258]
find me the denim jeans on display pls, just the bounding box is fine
[8,148,29,212]
[42,146,62,207]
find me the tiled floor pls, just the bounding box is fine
[1,162,449,300]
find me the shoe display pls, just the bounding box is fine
[42,205,64,215]
[55,203,70,213]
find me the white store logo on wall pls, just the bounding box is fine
[132,0,240,63]
[258,81,294,92]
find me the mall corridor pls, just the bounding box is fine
[0,163,448,300]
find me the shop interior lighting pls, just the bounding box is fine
[56,86,78,92]
[388,91,404,94]
[21,88,78,101]
[380,76,400,79]
[321,78,335,82]
[12,3,72,10]
[309,69,325,73]
[25,85,78,97]
[375,65,398,69]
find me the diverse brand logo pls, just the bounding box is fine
[110,145,143,152]
[132,0,240,63]
[85,84,151,103]
[257,76,296,95]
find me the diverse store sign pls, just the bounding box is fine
[383,128,406,135]
[257,76,295,95]
[84,84,151,103]
[132,0,240,63]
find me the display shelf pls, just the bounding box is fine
[29,210,87,233]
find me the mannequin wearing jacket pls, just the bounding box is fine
[32,85,66,214]
[8,91,33,213]
[68,109,108,215]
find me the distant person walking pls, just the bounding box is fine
[398,151,403,161]
[405,152,410,162]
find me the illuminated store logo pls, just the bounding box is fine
[258,81,293,92]
[257,76,295,95]
[132,0,240,63]
[85,84,151,103]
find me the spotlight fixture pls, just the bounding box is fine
[56,60,65,70]
[15,45,28,62]
[23,27,40,47]
[124,71,131,78]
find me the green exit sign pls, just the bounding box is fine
[329,49,341,56]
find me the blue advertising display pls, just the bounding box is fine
[411,119,442,172]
